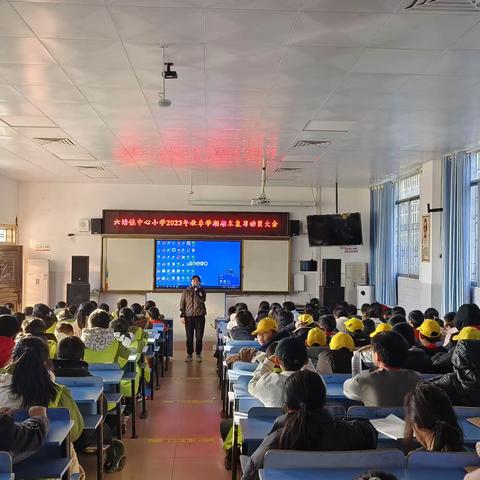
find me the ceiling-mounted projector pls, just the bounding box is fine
[164,62,177,79]
[251,195,270,206]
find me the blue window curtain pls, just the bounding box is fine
[370,182,397,306]
[442,151,471,313]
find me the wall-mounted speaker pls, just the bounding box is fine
[319,286,345,311]
[71,256,89,284]
[290,220,300,236]
[322,258,341,287]
[300,260,318,272]
[67,283,90,305]
[91,218,103,234]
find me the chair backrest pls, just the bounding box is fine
[407,451,480,468]
[325,405,346,418]
[89,362,121,371]
[236,375,252,389]
[56,375,103,389]
[0,453,12,474]
[347,406,405,419]
[321,373,351,384]
[232,361,257,373]
[226,340,259,347]
[453,406,480,418]
[264,449,406,469]
[152,323,165,333]
[248,407,283,419]
[13,408,70,423]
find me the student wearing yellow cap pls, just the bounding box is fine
[305,327,327,364]
[291,313,315,343]
[417,320,448,358]
[345,318,370,348]
[316,332,355,375]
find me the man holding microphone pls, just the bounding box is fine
[180,275,207,362]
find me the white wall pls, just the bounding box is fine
[0,175,18,225]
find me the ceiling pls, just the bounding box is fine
[2,0,480,187]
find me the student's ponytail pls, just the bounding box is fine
[278,371,327,451]
[432,420,463,452]
[9,336,58,408]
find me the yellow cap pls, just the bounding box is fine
[370,323,392,338]
[296,314,314,326]
[306,327,327,347]
[252,317,278,336]
[330,332,355,352]
[417,319,441,339]
[345,318,364,333]
[453,326,480,341]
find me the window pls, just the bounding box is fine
[396,174,420,277]
[471,152,480,284]
[0,225,16,244]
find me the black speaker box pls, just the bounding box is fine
[322,258,341,287]
[319,286,345,311]
[91,218,103,234]
[71,256,89,284]
[290,220,300,236]
[300,260,318,272]
[67,283,90,305]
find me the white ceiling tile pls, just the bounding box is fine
[206,89,267,107]
[0,64,72,85]
[206,9,297,44]
[107,0,203,6]
[302,0,402,13]
[206,0,301,9]
[290,12,390,47]
[0,101,43,116]
[14,83,85,103]
[109,6,204,44]
[369,13,480,50]
[0,2,34,37]
[0,115,56,127]
[426,50,480,76]
[37,102,98,118]
[0,85,25,102]
[63,64,138,87]
[12,2,119,39]
[0,38,55,64]
[452,22,480,50]
[352,48,443,74]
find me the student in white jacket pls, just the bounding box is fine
[248,337,317,407]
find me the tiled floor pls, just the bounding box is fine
[81,340,230,480]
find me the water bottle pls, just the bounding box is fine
[351,350,362,378]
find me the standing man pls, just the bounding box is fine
[180,275,207,363]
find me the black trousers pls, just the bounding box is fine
[185,315,206,355]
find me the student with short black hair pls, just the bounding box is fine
[318,314,337,342]
[130,303,147,329]
[367,303,383,325]
[405,382,464,452]
[55,321,74,343]
[98,303,110,313]
[21,317,57,359]
[23,306,33,317]
[0,307,11,315]
[276,309,294,331]
[55,301,67,310]
[392,306,406,317]
[229,310,255,340]
[283,301,299,321]
[442,311,457,347]
[343,331,421,406]
[393,322,434,373]
[0,315,20,367]
[243,370,377,480]
[113,298,128,320]
[362,318,376,337]
[408,310,425,342]
[388,314,407,326]
[32,303,57,341]
[425,307,441,323]
[143,300,156,314]
[360,303,370,320]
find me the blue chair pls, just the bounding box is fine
[322,373,351,384]
[407,450,480,468]
[0,452,12,479]
[263,449,406,469]
[454,406,480,417]
[347,406,405,419]
[232,361,257,373]
[326,405,346,418]
[248,407,283,419]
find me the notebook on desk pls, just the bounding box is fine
[369,414,406,440]
[467,417,480,428]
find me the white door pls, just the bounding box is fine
[24,259,49,306]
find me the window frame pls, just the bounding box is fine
[470,152,480,286]
[0,224,17,245]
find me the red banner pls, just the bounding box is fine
[103,210,290,237]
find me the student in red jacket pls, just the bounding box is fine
[0,315,20,368]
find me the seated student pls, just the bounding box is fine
[425,307,443,326]
[291,314,315,343]
[0,307,11,315]
[118,307,144,348]
[382,306,392,323]
[228,310,255,340]
[417,320,447,358]
[431,327,480,406]
[98,303,110,313]
[225,317,278,365]
[304,303,320,323]
[317,332,355,374]
[54,321,74,343]
[362,318,376,337]
[355,473,398,480]
[455,303,480,331]
[345,318,370,348]
[54,301,67,316]
[146,306,168,331]
[346,304,358,318]
[73,301,96,337]
[366,303,383,326]
[357,323,393,368]
[130,303,148,329]
[21,318,57,359]
[276,309,294,331]
[442,311,458,347]
[55,307,73,323]
[392,322,434,373]
[360,303,370,320]
[256,301,270,322]
[143,300,156,314]
[305,327,327,364]
[53,337,126,472]
[227,303,248,331]
[282,301,299,322]
[23,306,33,317]
[81,309,131,367]
[0,336,84,477]
[343,331,421,406]
[111,318,136,349]
[32,303,57,341]
[0,314,20,368]
[242,370,378,480]
[388,314,407,326]
[318,314,337,342]
[408,310,425,342]
[334,305,350,332]
[0,405,49,463]
[404,382,464,452]
[248,337,314,407]
[392,306,406,317]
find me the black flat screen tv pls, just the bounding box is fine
[307,213,363,246]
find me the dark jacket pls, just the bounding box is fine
[180,286,206,317]
[53,359,91,378]
[432,348,454,374]
[349,331,370,348]
[291,326,313,344]
[418,344,448,358]
[0,413,49,463]
[316,348,352,374]
[402,347,435,373]
[307,346,325,364]
[431,340,480,406]
[229,324,255,341]
[241,409,377,480]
